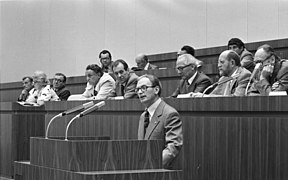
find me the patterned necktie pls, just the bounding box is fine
[143,109,150,137]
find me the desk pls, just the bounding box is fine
[0,103,45,178]
[1,97,288,180]
[44,96,288,180]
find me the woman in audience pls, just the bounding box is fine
[26,70,59,106]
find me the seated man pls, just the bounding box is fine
[228,38,255,72]
[177,45,203,70]
[136,74,183,169]
[192,50,251,97]
[134,53,158,71]
[26,71,59,106]
[247,44,288,96]
[109,59,138,99]
[52,73,71,100]
[171,54,212,97]
[99,50,113,74]
[18,76,33,102]
[82,64,115,100]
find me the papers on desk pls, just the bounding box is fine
[67,94,88,101]
[17,101,39,107]
[177,93,193,98]
[109,96,124,100]
[269,91,287,96]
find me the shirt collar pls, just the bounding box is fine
[144,63,150,70]
[231,67,239,78]
[147,98,161,120]
[187,71,198,85]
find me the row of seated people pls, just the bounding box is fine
[18,40,288,106]
[15,40,288,169]
[16,37,251,103]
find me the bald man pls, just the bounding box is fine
[171,54,212,97]
[135,53,158,70]
[192,50,251,97]
[248,44,288,96]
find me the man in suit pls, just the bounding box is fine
[177,45,203,70]
[228,38,255,72]
[171,54,212,97]
[192,50,251,97]
[109,59,138,99]
[82,64,115,100]
[52,73,71,101]
[248,44,288,96]
[18,76,34,101]
[135,53,158,70]
[99,50,114,74]
[136,74,183,169]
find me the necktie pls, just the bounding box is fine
[143,109,150,137]
[185,79,190,92]
[120,85,125,95]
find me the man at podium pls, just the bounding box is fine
[136,74,183,169]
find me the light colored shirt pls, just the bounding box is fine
[147,98,161,122]
[82,73,116,100]
[26,85,59,105]
[144,63,151,70]
[188,71,198,85]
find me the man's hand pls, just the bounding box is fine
[260,64,274,80]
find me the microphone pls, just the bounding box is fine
[61,101,94,116]
[78,101,105,117]
[64,101,106,140]
[45,101,94,139]
[249,63,262,82]
[202,76,235,96]
[245,63,262,96]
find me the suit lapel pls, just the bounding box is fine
[138,113,145,139]
[188,72,200,92]
[144,100,165,139]
[230,68,242,92]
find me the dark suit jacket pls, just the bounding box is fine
[171,72,212,97]
[55,87,71,101]
[138,99,183,168]
[240,48,255,72]
[211,67,251,96]
[109,72,139,99]
[248,60,288,96]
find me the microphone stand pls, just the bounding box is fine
[64,114,81,141]
[201,84,216,97]
[45,113,62,139]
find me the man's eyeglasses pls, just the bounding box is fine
[33,80,42,83]
[135,85,155,93]
[53,78,64,83]
[255,53,274,64]
[176,64,192,71]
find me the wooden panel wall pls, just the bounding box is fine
[0,103,46,178]
[43,97,288,180]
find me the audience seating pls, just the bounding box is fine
[1,38,288,102]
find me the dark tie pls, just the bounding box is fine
[93,89,98,96]
[143,109,150,137]
[185,79,190,92]
[120,85,125,96]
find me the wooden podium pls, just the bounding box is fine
[14,137,182,180]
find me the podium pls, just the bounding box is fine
[14,137,182,180]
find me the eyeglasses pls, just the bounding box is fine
[135,85,155,93]
[53,78,64,83]
[33,80,42,83]
[254,53,274,64]
[176,64,192,71]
